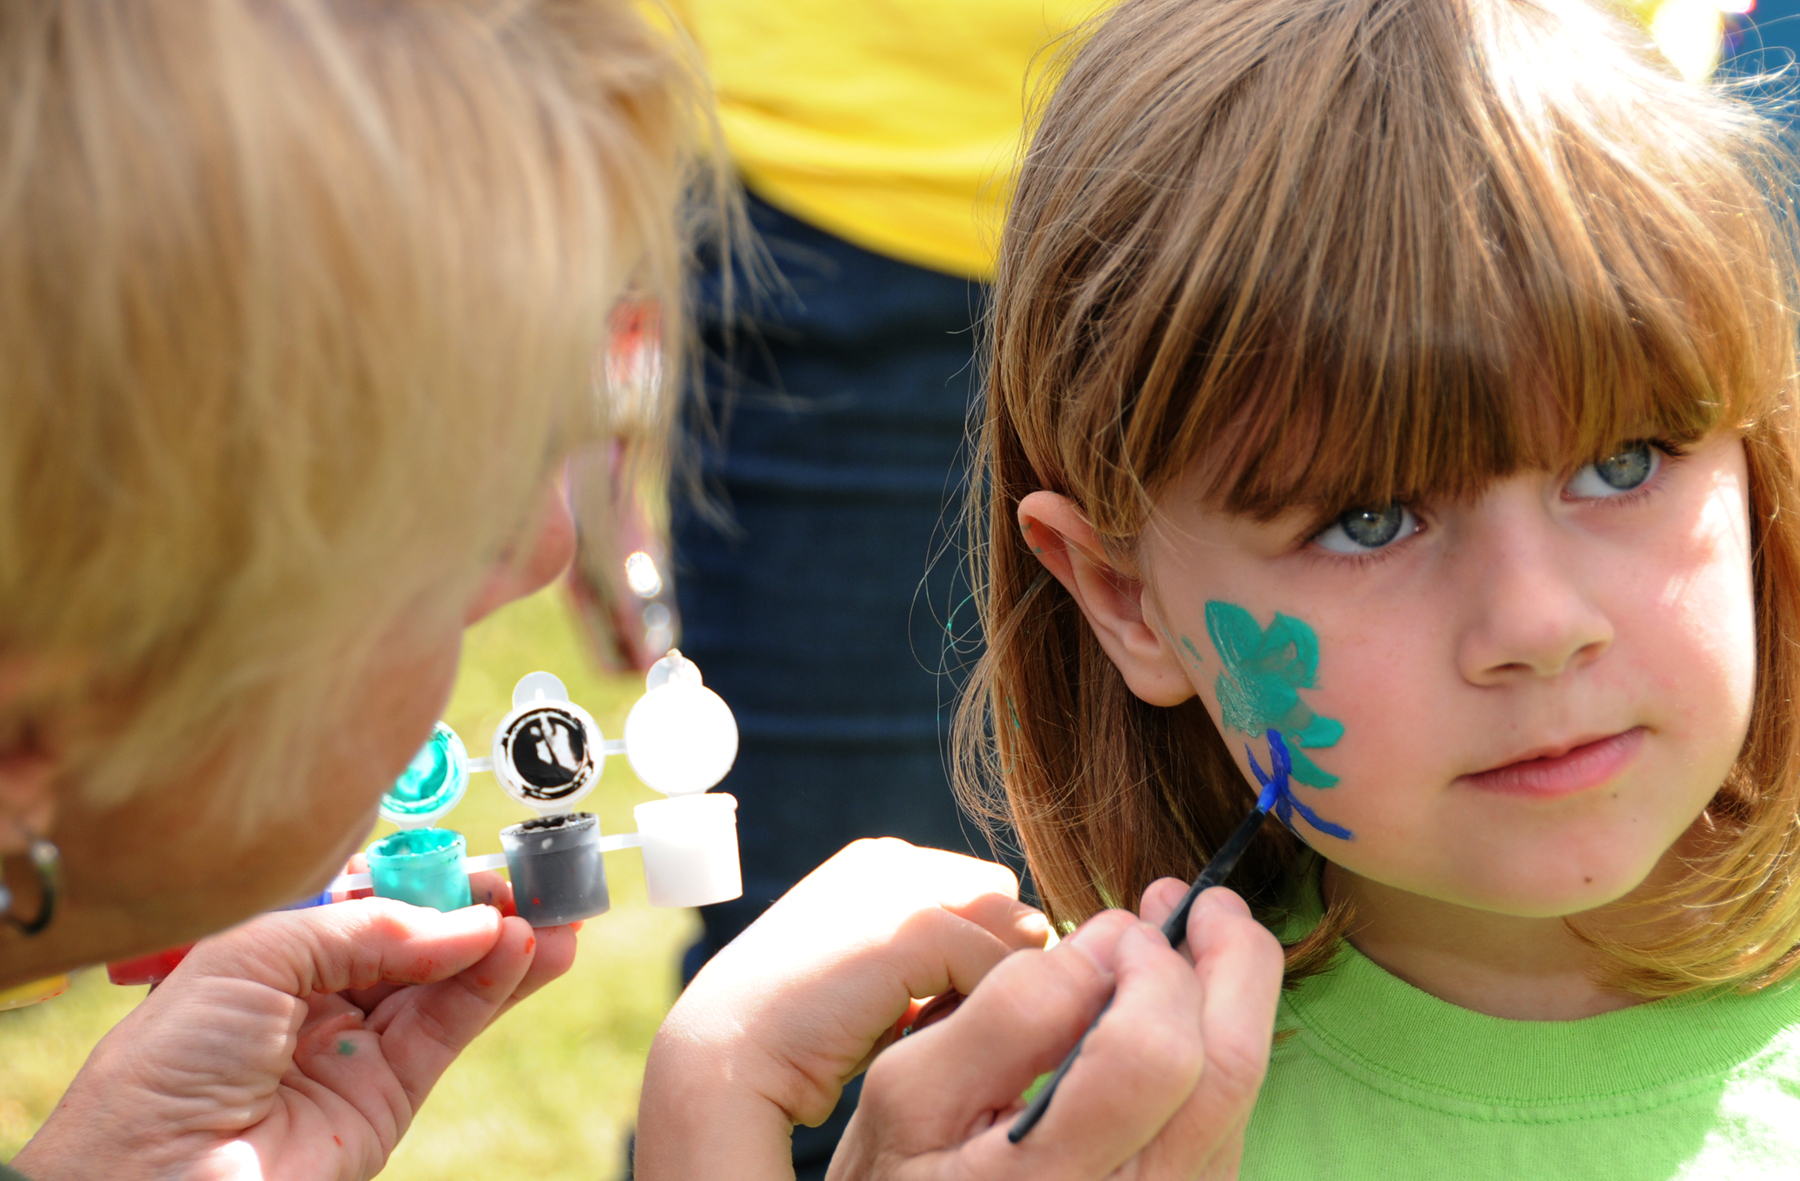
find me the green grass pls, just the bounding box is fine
[0,587,698,1179]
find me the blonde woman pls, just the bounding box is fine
[0,2,1256,1178]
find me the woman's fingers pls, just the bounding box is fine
[1129,888,1283,1179]
[1184,890,1283,1119]
[836,911,1140,1177]
[1137,876,1190,929]
[1138,875,1199,965]
[1131,885,1284,1175]
[975,919,1208,1179]
[290,911,544,1145]
[642,839,1056,1176]
[492,920,579,1021]
[467,868,517,916]
[335,871,523,1012]
[838,898,1282,1181]
[181,899,504,997]
[364,914,540,1111]
[947,888,1056,953]
[340,914,578,1023]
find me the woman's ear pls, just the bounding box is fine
[0,662,64,856]
[0,752,56,856]
[1017,491,1195,707]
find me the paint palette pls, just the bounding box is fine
[353,651,743,926]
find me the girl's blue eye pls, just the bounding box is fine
[1313,504,1419,554]
[1566,442,1660,498]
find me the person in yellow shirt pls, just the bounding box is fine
[660,4,1101,1176]
[685,1,1102,279]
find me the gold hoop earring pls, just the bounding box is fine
[0,837,61,935]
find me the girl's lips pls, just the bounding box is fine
[1457,728,1645,799]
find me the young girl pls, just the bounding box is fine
[949,0,1800,1174]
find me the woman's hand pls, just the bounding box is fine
[635,838,1054,1181]
[13,873,576,1181]
[828,882,1283,1181]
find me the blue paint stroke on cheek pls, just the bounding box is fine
[1248,729,1354,841]
[1205,600,1353,840]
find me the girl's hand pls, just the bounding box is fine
[13,875,576,1181]
[828,884,1283,1181]
[635,838,1054,1181]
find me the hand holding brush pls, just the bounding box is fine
[1006,729,1296,1144]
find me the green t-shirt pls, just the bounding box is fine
[1245,886,1800,1180]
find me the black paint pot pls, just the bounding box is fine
[500,811,610,928]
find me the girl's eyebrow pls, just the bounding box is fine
[1232,500,1378,539]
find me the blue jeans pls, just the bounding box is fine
[671,193,994,1177]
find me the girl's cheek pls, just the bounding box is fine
[1191,599,1366,844]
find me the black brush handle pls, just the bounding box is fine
[1006,803,1269,1144]
[1155,803,1269,944]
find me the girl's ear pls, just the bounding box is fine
[1017,491,1195,707]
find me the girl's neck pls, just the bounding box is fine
[1321,862,1642,1021]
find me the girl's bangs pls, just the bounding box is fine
[1187,248,1763,522]
[1104,3,1795,523]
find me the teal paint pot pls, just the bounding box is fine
[367,827,472,912]
[381,723,469,827]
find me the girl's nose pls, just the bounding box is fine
[1453,492,1614,686]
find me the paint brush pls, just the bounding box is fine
[1005,733,1288,1144]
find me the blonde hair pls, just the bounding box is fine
[961,0,1800,994]
[0,0,704,825]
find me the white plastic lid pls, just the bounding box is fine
[512,670,570,709]
[624,653,738,796]
[645,649,702,692]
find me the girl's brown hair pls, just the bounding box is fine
[959,0,1800,994]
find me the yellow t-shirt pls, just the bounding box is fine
[677,0,1713,281]
[677,1,1106,280]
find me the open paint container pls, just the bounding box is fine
[492,672,612,927]
[500,811,609,925]
[625,653,742,908]
[366,721,473,912]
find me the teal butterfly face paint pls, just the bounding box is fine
[1205,601,1353,839]
[1205,602,1344,785]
